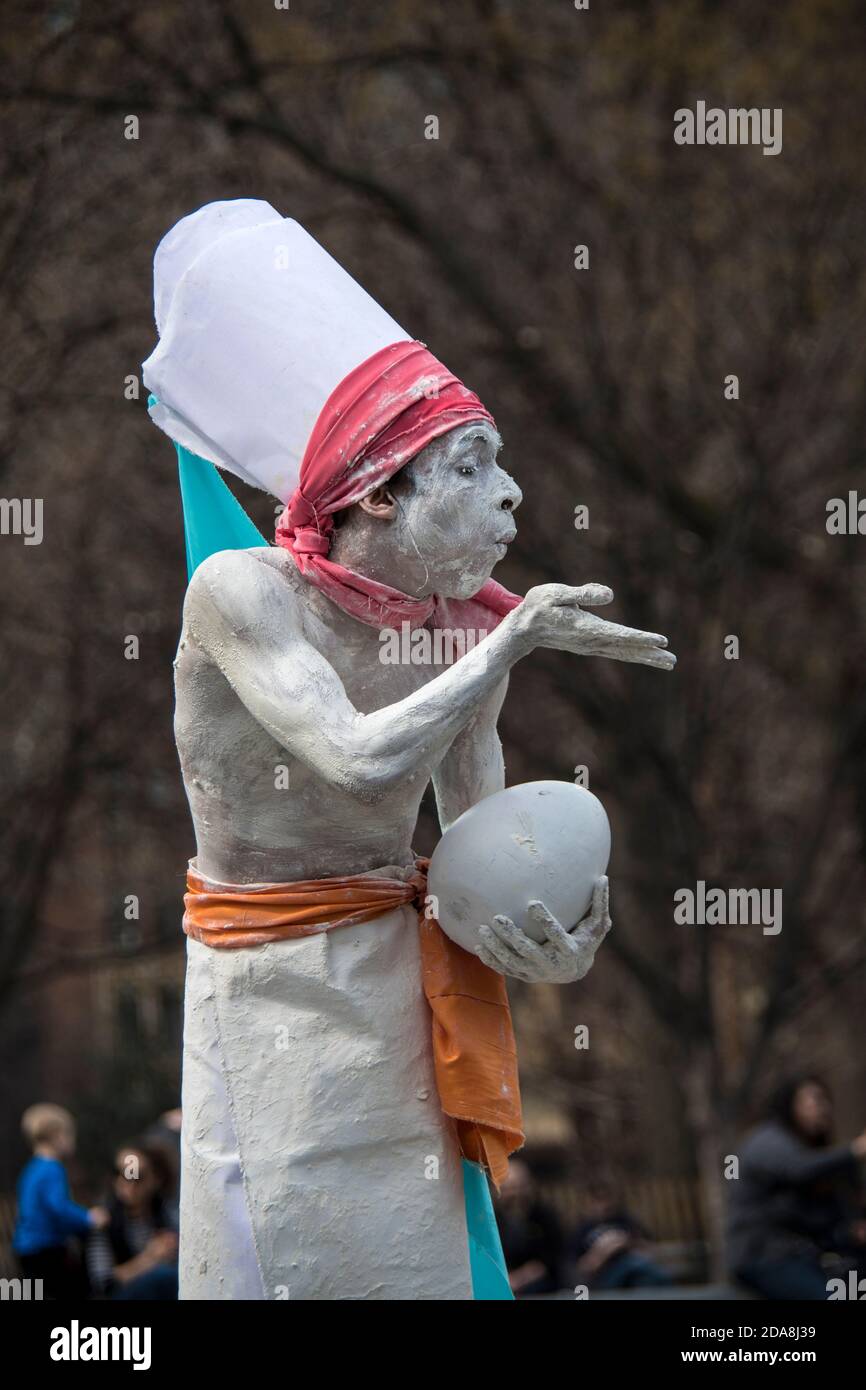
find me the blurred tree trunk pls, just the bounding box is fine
[682,1046,728,1282]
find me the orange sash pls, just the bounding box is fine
[183,859,523,1186]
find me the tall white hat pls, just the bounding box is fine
[142,200,410,502]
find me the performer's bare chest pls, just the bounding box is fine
[173,610,453,881]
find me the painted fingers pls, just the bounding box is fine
[476,878,612,985]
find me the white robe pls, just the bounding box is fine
[178,867,474,1300]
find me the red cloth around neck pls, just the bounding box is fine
[274,340,521,632]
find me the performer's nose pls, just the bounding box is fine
[499,476,522,512]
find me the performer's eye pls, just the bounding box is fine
[458,464,477,477]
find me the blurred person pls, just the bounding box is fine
[142,1106,182,1226]
[728,1075,866,1300]
[86,1140,178,1300]
[495,1158,565,1296]
[13,1103,109,1299]
[154,1107,182,1140]
[569,1180,671,1290]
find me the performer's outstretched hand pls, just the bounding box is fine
[520,583,676,671]
[477,877,611,984]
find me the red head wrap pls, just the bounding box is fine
[274,340,520,631]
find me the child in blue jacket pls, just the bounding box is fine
[14,1103,108,1298]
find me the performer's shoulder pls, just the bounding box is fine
[185,546,306,623]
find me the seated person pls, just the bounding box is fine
[728,1074,866,1301]
[495,1158,565,1296]
[87,1139,178,1300]
[570,1180,671,1290]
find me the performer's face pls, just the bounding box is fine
[390,422,522,598]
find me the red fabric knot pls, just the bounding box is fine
[274,339,522,634]
[292,527,331,556]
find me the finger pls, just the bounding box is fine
[477,933,533,981]
[568,584,614,608]
[490,914,547,964]
[477,945,528,980]
[581,879,611,941]
[546,583,614,609]
[595,643,676,670]
[591,876,611,928]
[591,618,669,648]
[527,900,574,958]
[478,924,523,969]
[476,941,507,975]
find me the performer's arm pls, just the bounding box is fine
[432,677,508,831]
[184,550,673,804]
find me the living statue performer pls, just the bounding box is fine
[142,200,675,1301]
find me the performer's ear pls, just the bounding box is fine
[358,485,397,519]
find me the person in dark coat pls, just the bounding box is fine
[569,1179,671,1290]
[728,1075,866,1300]
[495,1159,565,1296]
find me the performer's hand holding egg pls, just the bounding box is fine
[427,781,612,984]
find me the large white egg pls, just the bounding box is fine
[427,781,610,954]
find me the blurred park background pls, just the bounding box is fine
[1,0,865,1290]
